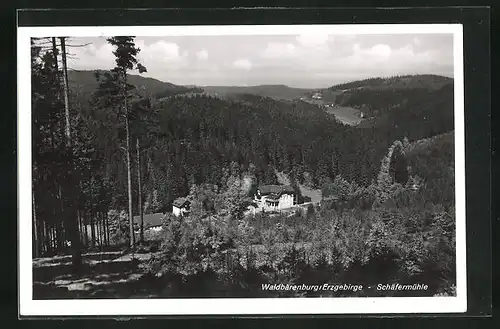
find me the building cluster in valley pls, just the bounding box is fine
[247,184,296,215]
[132,184,311,237]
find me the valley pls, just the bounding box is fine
[34,43,457,299]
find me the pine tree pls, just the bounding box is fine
[389,142,409,185]
[59,36,82,271]
[105,36,147,247]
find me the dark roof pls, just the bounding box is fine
[133,212,166,228]
[173,197,190,208]
[258,185,294,195]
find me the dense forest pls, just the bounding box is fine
[201,84,314,100]
[69,69,202,100]
[31,36,456,298]
[145,131,455,297]
[330,74,453,91]
[335,83,454,120]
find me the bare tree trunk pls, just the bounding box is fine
[100,213,105,247]
[146,152,157,214]
[51,37,65,137]
[57,185,64,252]
[60,36,81,271]
[59,37,71,143]
[123,72,135,248]
[105,213,110,246]
[51,37,59,72]
[38,218,44,256]
[101,212,106,246]
[98,212,102,246]
[78,210,83,246]
[95,214,100,247]
[43,221,49,255]
[32,190,39,258]
[48,223,54,255]
[90,210,96,248]
[51,226,56,253]
[136,138,144,243]
[84,212,89,247]
[55,222,61,252]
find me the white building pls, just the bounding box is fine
[312,92,322,100]
[172,198,190,217]
[254,185,296,212]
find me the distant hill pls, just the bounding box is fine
[68,70,200,98]
[298,75,453,113]
[323,75,454,120]
[330,74,453,92]
[292,74,454,129]
[357,83,454,140]
[201,85,314,101]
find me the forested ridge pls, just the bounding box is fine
[330,74,453,91]
[201,84,315,100]
[68,69,203,100]
[31,37,456,298]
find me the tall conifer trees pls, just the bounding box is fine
[103,36,147,247]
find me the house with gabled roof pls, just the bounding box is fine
[172,197,191,217]
[133,212,166,233]
[254,184,296,212]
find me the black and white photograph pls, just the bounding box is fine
[18,23,466,316]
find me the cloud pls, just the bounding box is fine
[196,49,209,60]
[135,40,188,69]
[232,58,252,70]
[347,43,393,66]
[69,39,190,74]
[335,35,357,42]
[261,42,296,59]
[352,43,392,60]
[258,36,331,69]
[296,33,330,47]
[67,42,116,70]
[342,42,440,77]
[66,35,454,88]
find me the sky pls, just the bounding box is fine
[65,33,454,88]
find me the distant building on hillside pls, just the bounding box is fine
[254,185,296,212]
[312,92,322,100]
[133,212,166,234]
[172,197,190,217]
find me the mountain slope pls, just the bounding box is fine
[68,70,199,98]
[404,131,455,207]
[357,83,454,135]
[201,85,314,101]
[330,74,453,91]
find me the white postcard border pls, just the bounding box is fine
[18,23,466,316]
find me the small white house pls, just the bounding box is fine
[172,198,190,217]
[254,185,296,212]
[312,92,322,100]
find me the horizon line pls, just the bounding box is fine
[69,69,454,89]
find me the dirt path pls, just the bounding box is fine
[33,251,160,299]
